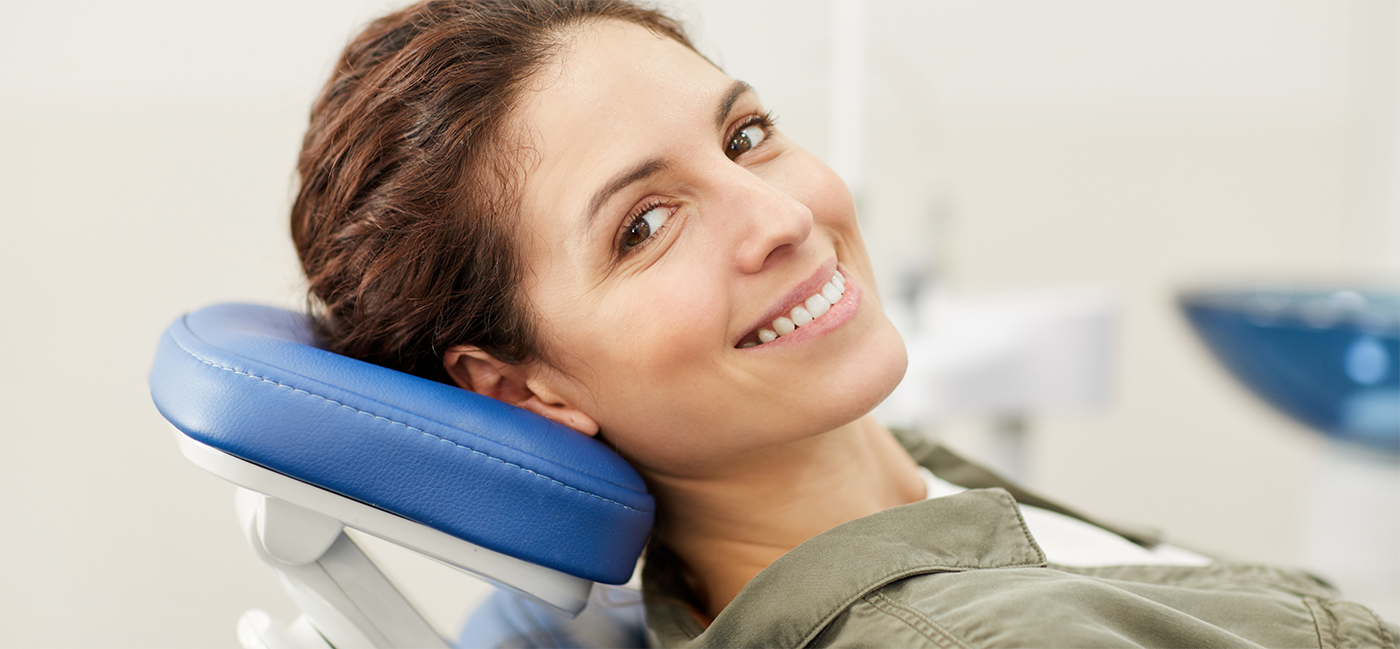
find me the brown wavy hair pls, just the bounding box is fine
[292,0,692,382]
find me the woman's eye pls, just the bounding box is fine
[623,205,670,250]
[725,123,767,161]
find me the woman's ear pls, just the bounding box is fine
[443,345,600,437]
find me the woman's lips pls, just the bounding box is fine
[735,264,855,349]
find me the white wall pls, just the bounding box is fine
[2,1,1395,646]
[0,2,481,646]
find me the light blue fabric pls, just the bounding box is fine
[459,585,647,649]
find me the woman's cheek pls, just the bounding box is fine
[607,272,725,372]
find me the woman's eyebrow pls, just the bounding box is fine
[715,80,753,130]
[582,79,754,234]
[584,157,670,232]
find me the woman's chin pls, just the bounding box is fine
[827,315,909,427]
[762,309,908,442]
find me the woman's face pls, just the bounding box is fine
[503,20,906,477]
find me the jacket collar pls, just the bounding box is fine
[644,487,1047,648]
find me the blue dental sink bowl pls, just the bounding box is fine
[1179,287,1399,455]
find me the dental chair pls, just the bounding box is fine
[149,303,655,648]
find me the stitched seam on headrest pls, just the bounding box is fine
[187,352,648,515]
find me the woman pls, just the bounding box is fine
[292,1,1396,646]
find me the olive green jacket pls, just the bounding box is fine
[642,437,1397,648]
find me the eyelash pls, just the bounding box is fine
[618,198,669,249]
[732,111,778,153]
[613,110,779,256]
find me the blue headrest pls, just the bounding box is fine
[150,303,653,584]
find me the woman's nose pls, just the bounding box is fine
[721,167,813,274]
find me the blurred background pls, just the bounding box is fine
[2,0,1397,646]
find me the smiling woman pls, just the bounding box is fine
[451,20,909,474]
[291,1,1397,647]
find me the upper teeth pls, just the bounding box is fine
[740,272,847,348]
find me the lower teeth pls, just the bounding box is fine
[741,272,846,348]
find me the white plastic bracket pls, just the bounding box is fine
[174,426,597,647]
[174,426,592,616]
[251,493,343,565]
[236,610,333,649]
[235,488,448,648]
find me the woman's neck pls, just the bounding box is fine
[644,415,925,621]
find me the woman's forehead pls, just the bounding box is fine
[514,21,736,227]
[543,19,725,111]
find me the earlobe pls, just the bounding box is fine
[443,345,600,437]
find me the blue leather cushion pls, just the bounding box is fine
[150,303,653,584]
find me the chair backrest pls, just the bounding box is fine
[150,303,655,585]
